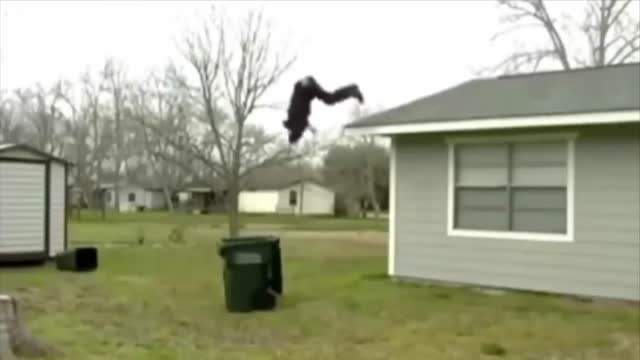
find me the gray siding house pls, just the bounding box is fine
[344,63,640,301]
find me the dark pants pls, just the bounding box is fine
[304,76,362,105]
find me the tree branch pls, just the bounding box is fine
[609,0,633,26]
[180,12,229,175]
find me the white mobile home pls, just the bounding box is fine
[99,182,167,212]
[0,143,71,263]
[239,180,335,215]
[344,63,640,301]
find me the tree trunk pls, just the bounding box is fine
[96,168,107,221]
[226,185,240,238]
[100,189,107,221]
[365,163,381,218]
[0,295,60,359]
[114,175,121,213]
[114,91,123,214]
[75,202,81,220]
[360,197,368,219]
[299,182,305,216]
[227,123,244,238]
[162,186,174,212]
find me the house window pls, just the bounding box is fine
[128,193,136,202]
[447,134,575,242]
[289,190,297,206]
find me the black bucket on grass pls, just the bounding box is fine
[55,247,98,272]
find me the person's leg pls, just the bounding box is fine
[327,84,364,104]
[309,81,364,105]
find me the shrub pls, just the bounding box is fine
[481,342,507,357]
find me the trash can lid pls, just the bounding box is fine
[217,235,279,256]
[221,235,279,243]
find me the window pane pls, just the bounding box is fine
[458,188,506,209]
[455,188,508,230]
[456,144,508,186]
[512,188,566,233]
[512,142,567,164]
[512,142,567,186]
[512,166,566,186]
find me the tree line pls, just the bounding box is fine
[0,7,391,236]
[1,0,637,236]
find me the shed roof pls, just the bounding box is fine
[243,175,331,192]
[345,63,640,134]
[0,143,73,165]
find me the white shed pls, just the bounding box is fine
[0,143,70,263]
[239,190,280,213]
[275,180,335,215]
[239,180,336,216]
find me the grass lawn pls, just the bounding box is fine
[69,209,388,232]
[0,215,638,360]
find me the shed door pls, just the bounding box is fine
[49,163,66,257]
[0,162,47,255]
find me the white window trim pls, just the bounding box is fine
[388,137,397,275]
[445,132,577,242]
[344,110,639,136]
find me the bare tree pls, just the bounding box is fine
[1,71,118,219]
[129,68,196,212]
[322,140,389,218]
[152,7,308,236]
[80,70,112,219]
[485,0,639,74]
[56,81,90,218]
[0,92,25,143]
[348,106,386,217]
[9,83,66,155]
[101,58,129,212]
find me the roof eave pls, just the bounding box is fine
[343,109,640,136]
[0,143,75,165]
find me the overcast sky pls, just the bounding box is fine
[0,0,617,138]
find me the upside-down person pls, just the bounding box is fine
[283,76,364,144]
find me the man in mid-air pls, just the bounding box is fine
[283,76,364,144]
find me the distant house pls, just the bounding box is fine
[177,182,226,214]
[239,179,336,215]
[68,184,85,208]
[344,63,640,301]
[98,182,167,212]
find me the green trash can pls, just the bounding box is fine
[218,236,283,312]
